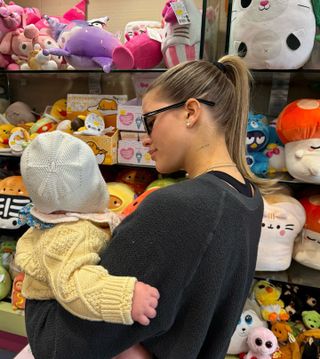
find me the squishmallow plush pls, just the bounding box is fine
[256,194,306,271]
[276,99,320,184]
[293,195,320,270]
[229,0,316,69]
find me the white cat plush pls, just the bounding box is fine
[256,194,306,271]
[229,0,316,69]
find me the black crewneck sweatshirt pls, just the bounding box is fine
[25,172,263,359]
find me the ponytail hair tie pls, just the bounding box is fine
[213,61,226,74]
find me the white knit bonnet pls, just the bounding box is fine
[20,131,108,214]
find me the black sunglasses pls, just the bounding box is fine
[142,99,215,135]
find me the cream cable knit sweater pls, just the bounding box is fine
[15,220,137,325]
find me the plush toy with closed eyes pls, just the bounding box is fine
[229,0,316,69]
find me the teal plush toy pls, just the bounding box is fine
[0,265,12,300]
[246,113,270,176]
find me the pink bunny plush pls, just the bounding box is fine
[245,327,278,359]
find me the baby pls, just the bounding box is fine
[15,131,159,359]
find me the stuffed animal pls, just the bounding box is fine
[280,283,304,322]
[161,0,202,68]
[107,182,135,214]
[4,101,36,126]
[264,118,287,174]
[256,194,306,271]
[0,264,11,300]
[253,280,289,322]
[271,321,300,359]
[227,306,268,355]
[0,123,14,149]
[276,99,320,183]
[0,176,31,230]
[0,28,33,70]
[244,327,278,359]
[11,272,25,310]
[302,311,320,329]
[22,24,62,69]
[246,113,269,176]
[113,31,162,70]
[115,167,157,195]
[43,25,122,72]
[229,0,316,69]
[21,43,59,70]
[293,195,320,270]
[124,20,162,40]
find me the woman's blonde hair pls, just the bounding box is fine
[147,56,277,194]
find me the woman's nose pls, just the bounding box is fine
[142,135,151,147]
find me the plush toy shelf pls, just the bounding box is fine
[0,301,26,337]
[255,260,320,289]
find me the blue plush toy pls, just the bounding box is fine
[246,113,269,176]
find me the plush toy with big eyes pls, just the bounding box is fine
[0,176,31,230]
[107,182,135,214]
[277,99,320,183]
[246,113,269,176]
[245,327,278,359]
[229,0,316,69]
[293,195,320,270]
[227,307,267,355]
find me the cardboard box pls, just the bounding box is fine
[118,140,155,167]
[74,130,118,165]
[116,105,145,132]
[67,94,127,128]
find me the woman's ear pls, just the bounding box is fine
[184,98,202,128]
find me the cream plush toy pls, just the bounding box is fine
[276,99,320,184]
[256,194,306,271]
[229,0,316,69]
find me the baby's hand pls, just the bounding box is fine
[131,281,160,326]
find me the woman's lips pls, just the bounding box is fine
[149,149,157,160]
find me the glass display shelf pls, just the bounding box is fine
[255,260,320,289]
[0,68,168,74]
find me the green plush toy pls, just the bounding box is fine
[302,310,320,329]
[0,265,12,300]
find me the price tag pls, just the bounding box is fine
[170,1,191,25]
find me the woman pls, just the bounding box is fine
[24,56,265,359]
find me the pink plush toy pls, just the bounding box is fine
[245,327,278,359]
[161,0,202,68]
[0,28,33,69]
[113,31,162,69]
[24,24,62,68]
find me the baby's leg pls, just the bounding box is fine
[112,344,152,359]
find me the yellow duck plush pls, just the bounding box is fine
[254,280,290,323]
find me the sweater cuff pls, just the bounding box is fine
[100,276,137,325]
